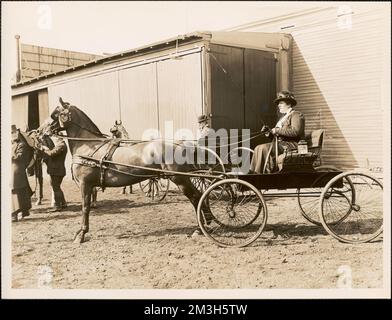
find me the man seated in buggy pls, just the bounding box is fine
[249,91,305,174]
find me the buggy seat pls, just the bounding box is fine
[277,129,325,172]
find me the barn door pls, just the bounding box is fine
[208,44,277,149]
[209,44,244,130]
[11,94,28,129]
[38,89,49,125]
[244,49,277,148]
[28,91,40,130]
[244,49,277,130]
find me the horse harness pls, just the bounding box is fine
[72,138,137,191]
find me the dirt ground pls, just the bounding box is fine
[11,176,383,289]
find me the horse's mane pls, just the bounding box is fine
[69,105,105,137]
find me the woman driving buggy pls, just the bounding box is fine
[249,91,305,174]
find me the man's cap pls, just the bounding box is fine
[197,114,210,123]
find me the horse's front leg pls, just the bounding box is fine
[74,182,92,244]
[91,187,98,208]
[170,175,214,237]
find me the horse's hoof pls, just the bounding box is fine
[73,232,85,244]
[73,231,80,240]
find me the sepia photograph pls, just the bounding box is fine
[1,1,390,300]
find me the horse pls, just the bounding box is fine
[48,97,210,243]
[90,120,133,206]
[26,129,56,205]
[109,121,135,195]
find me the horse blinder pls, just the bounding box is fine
[59,108,71,123]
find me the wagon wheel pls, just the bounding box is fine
[319,171,383,243]
[139,177,170,202]
[190,170,218,194]
[297,165,354,225]
[197,179,268,248]
[190,146,226,193]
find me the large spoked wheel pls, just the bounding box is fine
[197,179,268,248]
[319,171,383,243]
[139,177,170,202]
[190,146,226,193]
[297,165,353,225]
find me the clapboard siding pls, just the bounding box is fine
[291,10,384,169]
[230,6,387,170]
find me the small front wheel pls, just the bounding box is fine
[197,179,268,247]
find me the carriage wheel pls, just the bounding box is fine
[297,165,353,225]
[190,170,218,193]
[190,146,226,193]
[139,177,170,202]
[197,179,268,248]
[319,172,383,243]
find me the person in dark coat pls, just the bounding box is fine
[26,129,52,206]
[11,125,34,222]
[36,133,56,205]
[38,135,68,212]
[250,91,305,173]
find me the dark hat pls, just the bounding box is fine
[19,130,35,147]
[274,91,297,106]
[197,114,209,123]
[11,124,17,132]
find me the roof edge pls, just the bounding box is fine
[12,31,209,89]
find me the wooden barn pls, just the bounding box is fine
[11,31,290,145]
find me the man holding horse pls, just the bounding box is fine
[37,135,68,212]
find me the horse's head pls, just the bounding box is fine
[27,128,55,151]
[110,120,121,138]
[110,120,129,139]
[49,97,72,134]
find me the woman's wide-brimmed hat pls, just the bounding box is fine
[273,91,297,106]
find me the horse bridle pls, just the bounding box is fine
[52,106,103,138]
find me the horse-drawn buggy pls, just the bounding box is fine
[30,98,383,247]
